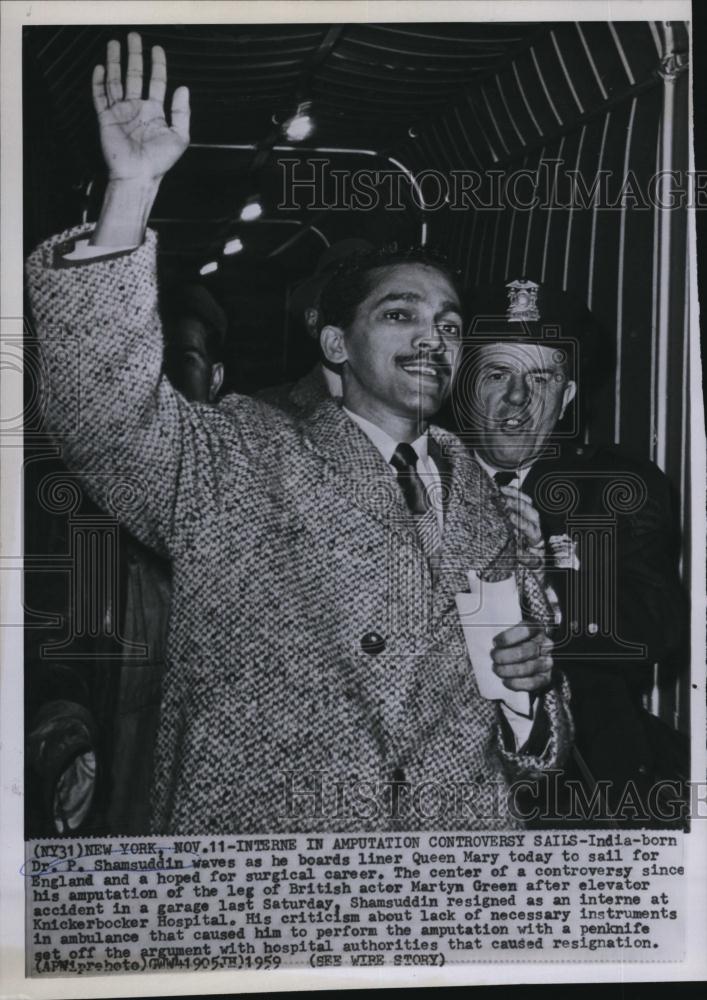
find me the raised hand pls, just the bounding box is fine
[92,32,189,182]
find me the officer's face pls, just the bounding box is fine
[322,263,462,426]
[468,342,576,469]
[164,317,220,403]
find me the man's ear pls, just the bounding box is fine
[320,325,348,367]
[209,362,225,403]
[560,379,577,418]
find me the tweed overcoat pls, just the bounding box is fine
[27,226,572,833]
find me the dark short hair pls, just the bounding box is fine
[318,245,464,333]
[163,284,227,363]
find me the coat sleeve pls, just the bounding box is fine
[25,225,249,558]
[494,672,574,782]
[473,487,575,781]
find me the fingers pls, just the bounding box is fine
[492,625,553,691]
[498,666,553,692]
[515,547,544,570]
[91,64,108,114]
[170,86,191,143]
[500,487,542,545]
[124,31,143,100]
[98,35,173,109]
[148,44,167,105]
[492,636,544,666]
[505,508,543,551]
[105,38,123,105]
[492,622,543,648]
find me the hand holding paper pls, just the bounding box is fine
[455,571,553,715]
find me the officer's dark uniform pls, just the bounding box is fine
[523,443,688,827]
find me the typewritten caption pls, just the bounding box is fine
[25,832,684,976]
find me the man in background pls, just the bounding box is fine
[453,278,688,826]
[258,238,372,415]
[163,283,226,403]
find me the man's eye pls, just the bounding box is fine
[528,373,550,385]
[437,322,461,338]
[485,371,509,382]
[384,310,409,321]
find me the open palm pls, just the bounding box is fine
[92,33,189,181]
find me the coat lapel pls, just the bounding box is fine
[301,399,423,543]
[429,428,515,624]
[302,409,513,626]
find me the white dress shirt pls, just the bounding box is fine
[342,408,444,535]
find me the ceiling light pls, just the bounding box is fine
[239,197,263,222]
[199,261,219,276]
[224,238,244,255]
[284,102,314,142]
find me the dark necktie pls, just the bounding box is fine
[494,469,517,487]
[390,442,441,565]
[492,469,552,626]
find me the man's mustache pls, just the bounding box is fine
[397,350,454,374]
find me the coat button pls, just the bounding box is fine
[361,631,386,655]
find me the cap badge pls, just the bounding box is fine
[506,278,540,322]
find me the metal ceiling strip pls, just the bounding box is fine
[367,24,526,46]
[474,213,490,286]
[607,22,637,86]
[494,72,526,147]
[462,208,480,287]
[511,59,544,138]
[649,118,661,466]
[480,85,511,157]
[648,21,664,58]
[487,207,502,283]
[540,134,567,283]
[574,23,608,101]
[613,97,638,444]
[561,124,587,290]
[440,115,469,171]
[521,148,544,276]
[452,106,484,171]
[550,29,585,114]
[339,34,510,60]
[463,93,499,163]
[586,111,612,311]
[529,44,563,127]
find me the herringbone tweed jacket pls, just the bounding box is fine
[27,226,572,834]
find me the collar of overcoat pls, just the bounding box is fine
[300,398,511,622]
[288,363,334,413]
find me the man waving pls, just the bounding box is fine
[26,35,571,833]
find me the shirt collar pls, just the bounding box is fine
[474,450,532,487]
[343,407,429,465]
[321,364,343,399]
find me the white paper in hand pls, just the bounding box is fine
[455,570,531,716]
